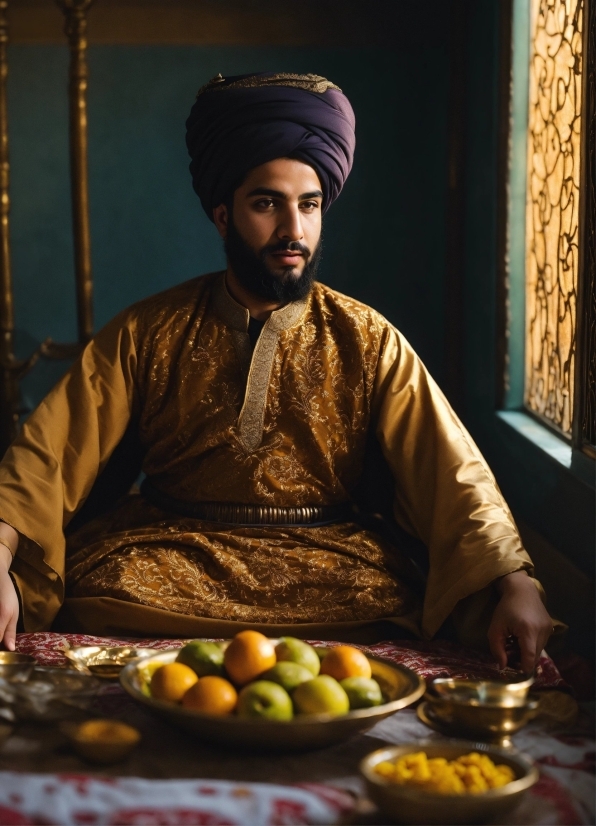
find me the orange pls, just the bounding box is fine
[150,662,199,702]
[182,675,238,715]
[223,630,276,686]
[320,645,372,681]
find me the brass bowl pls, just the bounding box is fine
[360,741,538,825]
[0,652,36,682]
[64,646,157,679]
[120,645,425,752]
[431,677,534,707]
[421,678,539,745]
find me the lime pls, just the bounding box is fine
[261,661,314,693]
[275,637,320,676]
[340,676,383,709]
[176,640,224,677]
[237,681,294,720]
[138,660,164,695]
[293,675,350,716]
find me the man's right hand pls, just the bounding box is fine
[0,529,19,651]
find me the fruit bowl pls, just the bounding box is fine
[120,644,425,752]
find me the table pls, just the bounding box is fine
[0,633,591,825]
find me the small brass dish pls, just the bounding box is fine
[0,652,36,682]
[420,678,539,746]
[432,676,534,707]
[64,718,141,764]
[64,646,157,680]
[360,741,538,825]
[120,644,425,752]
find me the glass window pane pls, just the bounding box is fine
[524,0,583,435]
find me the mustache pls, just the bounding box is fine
[261,240,311,258]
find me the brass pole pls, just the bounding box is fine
[0,0,18,453]
[56,0,94,345]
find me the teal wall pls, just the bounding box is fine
[7,40,450,412]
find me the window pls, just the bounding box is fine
[524,0,582,436]
[506,0,594,458]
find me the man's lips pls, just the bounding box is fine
[269,251,304,266]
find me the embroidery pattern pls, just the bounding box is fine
[197,73,341,98]
[213,273,307,452]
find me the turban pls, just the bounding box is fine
[185,72,356,221]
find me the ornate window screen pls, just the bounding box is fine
[524,0,583,435]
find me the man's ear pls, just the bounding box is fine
[213,203,228,238]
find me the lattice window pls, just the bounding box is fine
[524,0,583,436]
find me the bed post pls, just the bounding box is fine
[0,0,45,455]
[56,0,95,346]
[0,0,97,455]
[0,0,18,454]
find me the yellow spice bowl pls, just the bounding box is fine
[66,718,141,764]
[360,741,538,825]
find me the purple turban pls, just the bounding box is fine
[185,72,356,221]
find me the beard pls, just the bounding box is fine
[224,217,322,303]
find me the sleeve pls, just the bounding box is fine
[372,325,534,639]
[0,311,139,630]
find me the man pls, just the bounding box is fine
[0,72,552,673]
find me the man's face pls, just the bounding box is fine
[215,158,323,303]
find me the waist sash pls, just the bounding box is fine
[140,479,353,527]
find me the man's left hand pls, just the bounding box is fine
[488,570,553,674]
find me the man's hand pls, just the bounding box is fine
[488,570,553,675]
[0,527,19,651]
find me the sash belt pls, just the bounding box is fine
[140,479,353,526]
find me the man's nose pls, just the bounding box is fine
[276,207,303,242]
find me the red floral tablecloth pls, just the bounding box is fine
[0,773,354,825]
[15,632,568,690]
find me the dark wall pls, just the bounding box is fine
[8,34,451,412]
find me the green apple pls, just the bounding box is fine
[176,640,224,677]
[236,680,294,720]
[340,676,383,709]
[293,675,350,716]
[260,662,314,693]
[275,637,320,676]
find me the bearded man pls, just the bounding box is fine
[0,72,553,673]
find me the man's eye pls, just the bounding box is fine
[254,199,275,209]
[300,201,320,211]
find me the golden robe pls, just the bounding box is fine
[0,273,535,641]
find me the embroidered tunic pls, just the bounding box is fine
[0,273,534,639]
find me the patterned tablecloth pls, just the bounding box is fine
[0,633,590,825]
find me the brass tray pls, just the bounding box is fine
[120,644,425,752]
[64,646,157,680]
